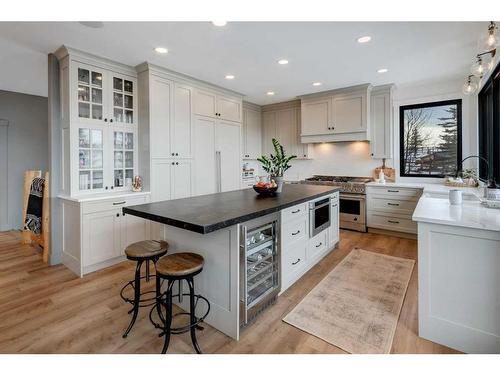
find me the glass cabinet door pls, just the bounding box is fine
[79,128,104,191]
[114,131,134,188]
[111,75,135,125]
[77,65,105,123]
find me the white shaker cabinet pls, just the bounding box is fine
[300,84,371,143]
[370,84,394,159]
[172,84,194,158]
[194,89,242,122]
[242,102,262,159]
[82,209,122,266]
[217,120,242,192]
[151,159,193,201]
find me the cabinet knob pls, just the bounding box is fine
[116,213,120,217]
[105,186,108,190]
[110,119,113,123]
[371,153,374,156]
[104,118,108,122]
[175,153,179,156]
[171,162,175,165]
[111,186,114,190]
[171,153,175,156]
[176,162,179,165]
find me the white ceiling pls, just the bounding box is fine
[0,22,486,104]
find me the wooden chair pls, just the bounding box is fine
[21,170,50,263]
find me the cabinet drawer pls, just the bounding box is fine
[82,195,149,214]
[281,202,307,223]
[282,242,307,288]
[368,213,417,234]
[369,197,418,215]
[367,186,422,201]
[282,217,308,247]
[307,230,327,262]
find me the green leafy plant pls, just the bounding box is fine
[257,138,297,177]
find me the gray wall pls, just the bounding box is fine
[0,90,48,230]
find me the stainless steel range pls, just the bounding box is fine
[303,175,372,232]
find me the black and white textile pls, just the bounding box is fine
[23,177,45,235]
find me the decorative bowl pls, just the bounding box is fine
[253,185,278,196]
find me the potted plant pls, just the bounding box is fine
[257,138,297,193]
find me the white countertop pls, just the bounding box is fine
[58,191,150,203]
[412,195,500,232]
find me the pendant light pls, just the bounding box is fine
[463,75,478,95]
[471,55,487,78]
[479,21,499,51]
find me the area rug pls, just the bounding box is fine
[283,248,415,354]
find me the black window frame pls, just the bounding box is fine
[399,99,463,178]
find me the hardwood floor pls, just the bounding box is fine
[0,229,459,354]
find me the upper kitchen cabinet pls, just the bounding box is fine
[242,102,262,159]
[194,89,242,122]
[300,84,371,143]
[55,46,139,196]
[262,100,311,159]
[370,85,394,159]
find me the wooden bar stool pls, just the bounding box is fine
[120,240,169,338]
[151,252,210,354]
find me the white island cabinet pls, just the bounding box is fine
[413,195,500,353]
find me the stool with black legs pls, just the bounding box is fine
[150,252,210,354]
[120,240,169,338]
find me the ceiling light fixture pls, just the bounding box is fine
[277,59,289,65]
[312,82,322,86]
[463,75,479,95]
[225,74,235,80]
[154,47,168,54]
[357,36,371,44]
[212,21,227,27]
[465,21,498,86]
[377,68,388,73]
[266,91,275,96]
[479,21,499,50]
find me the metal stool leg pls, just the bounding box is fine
[161,280,174,354]
[123,260,143,338]
[188,277,202,354]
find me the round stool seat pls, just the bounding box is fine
[125,240,169,259]
[156,252,204,277]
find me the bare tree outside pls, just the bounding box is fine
[400,100,462,177]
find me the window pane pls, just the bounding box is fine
[114,131,123,149]
[92,150,103,169]
[400,100,461,177]
[92,105,103,120]
[125,151,133,168]
[78,103,90,118]
[124,133,134,149]
[113,77,123,91]
[114,92,123,107]
[91,71,102,87]
[125,169,134,186]
[91,129,102,149]
[79,171,91,190]
[125,110,133,124]
[79,150,90,169]
[78,86,90,102]
[124,80,133,93]
[92,171,103,189]
[79,128,90,148]
[114,151,123,168]
[91,88,102,104]
[124,95,133,109]
[78,68,89,84]
[114,170,124,187]
[114,108,123,123]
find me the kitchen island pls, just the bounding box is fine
[124,184,340,340]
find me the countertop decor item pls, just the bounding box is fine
[257,138,297,193]
[373,158,395,182]
[132,175,143,192]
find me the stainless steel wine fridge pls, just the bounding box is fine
[239,213,280,326]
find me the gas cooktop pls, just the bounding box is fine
[303,175,372,194]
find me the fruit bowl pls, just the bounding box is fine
[253,184,278,197]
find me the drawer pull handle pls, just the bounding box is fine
[113,201,126,205]
[315,242,323,248]
[387,203,399,206]
[292,258,301,265]
[387,189,400,193]
[388,220,400,224]
[291,230,301,236]
[291,209,301,214]
[332,204,337,207]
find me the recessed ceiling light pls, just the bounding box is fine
[154,47,168,54]
[278,59,289,65]
[212,21,227,27]
[377,68,388,73]
[357,36,372,44]
[312,82,322,86]
[266,91,275,96]
[225,74,235,80]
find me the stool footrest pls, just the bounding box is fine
[120,276,163,308]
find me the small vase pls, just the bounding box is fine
[272,176,284,193]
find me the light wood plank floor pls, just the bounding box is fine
[0,230,459,354]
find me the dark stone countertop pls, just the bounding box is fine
[123,184,340,234]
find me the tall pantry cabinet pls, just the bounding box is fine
[55,46,151,277]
